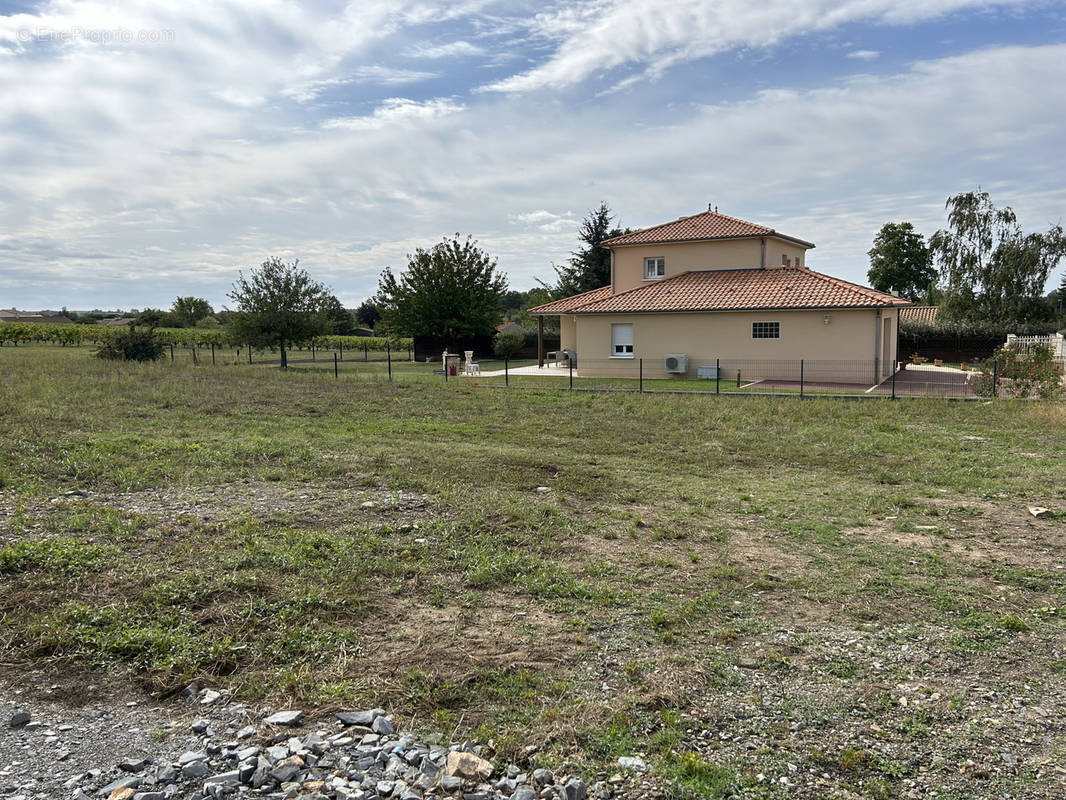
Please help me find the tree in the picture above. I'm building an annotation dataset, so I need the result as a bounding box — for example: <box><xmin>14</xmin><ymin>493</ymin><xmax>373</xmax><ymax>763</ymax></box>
<box><xmin>171</xmin><ymin>296</ymin><xmax>214</xmax><ymax>327</ymax></box>
<box><xmin>493</xmin><ymin>330</ymin><xmax>525</xmax><ymax>360</ymax></box>
<box><xmin>376</xmin><ymin>235</ymin><xmax>507</xmax><ymax>343</ymax></box>
<box><xmin>227</xmin><ymin>257</ymin><xmax>332</xmax><ymax>369</ymax></box>
<box><xmin>867</xmin><ymin>222</ymin><xmax>935</xmax><ymax>302</ymax></box>
<box><xmin>322</xmin><ymin>295</ymin><xmax>355</xmax><ymax>335</ymax></box>
<box><xmin>930</xmin><ymin>190</ymin><xmax>1066</xmax><ymax>325</ymax></box>
<box><xmin>354</xmin><ymin>301</ymin><xmax>381</xmax><ymax>330</ymax></box>
<box><xmin>547</xmin><ymin>202</ymin><xmax>630</xmax><ymax>297</ymax></box>
<box><xmin>96</xmin><ymin>327</ymin><xmax>165</xmax><ymax>362</ymax></box>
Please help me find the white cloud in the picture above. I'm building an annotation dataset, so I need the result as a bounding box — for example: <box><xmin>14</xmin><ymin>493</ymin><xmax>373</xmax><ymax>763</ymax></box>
<box><xmin>482</xmin><ymin>0</ymin><xmax>1039</xmax><ymax>92</ymax></box>
<box><xmin>847</xmin><ymin>49</ymin><xmax>881</xmax><ymax>61</ymax></box>
<box><xmin>283</xmin><ymin>67</ymin><xmax>439</xmax><ymax>102</ymax></box>
<box><xmin>321</xmin><ymin>97</ymin><xmax>465</xmax><ymax>130</ymax></box>
<box><xmin>509</xmin><ymin>209</ymin><xmax>578</xmax><ymax>232</ymax></box>
<box><xmin>406</xmin><ymin>40</ymin><xmax>484</xmax><ymax>59</ymax></box>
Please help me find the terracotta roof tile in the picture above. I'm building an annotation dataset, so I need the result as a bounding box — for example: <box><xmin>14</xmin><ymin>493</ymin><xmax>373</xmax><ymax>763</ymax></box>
<box><xmin>528</xmin><ymin>285</ymin><xmax>612</xmax><ymax>315</ymax></box>
<box><xmin>899</xmin><ymin>305</ymin><xmax>939</xmax><ymax>324</ymax></box>
<box><xmin>603</xmin><ymin>210</ymin><xmax>814</xmax><ymax>248</ymax></box>
<box><xmin>536</xmin><ymin>269</ymin><xmax>909</xmax><ymax>314</ymax></box>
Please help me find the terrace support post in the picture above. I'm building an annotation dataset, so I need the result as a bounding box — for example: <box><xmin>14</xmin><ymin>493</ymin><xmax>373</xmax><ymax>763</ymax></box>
<box><xmin>800</xmin><ymin>359</ymin><xmax>804</xmax><ymax>399</ymax></box>
<box><xmin>334</xmin><ymin>353</ymin><xmax>338</xmax><ymax>379</ymax></box>
<box><xmin>538</xmin><ymin>316</ymin><xmax>544</xmax><ymax>368</ymax></box>
<box><xmin>716</xmin><ymin>358</ymin><xmax>720</xmax><ymax>395</ymax></box>
<box><xmin>387</xmin><ymin>341</ymin><xmax>392</xmax><ymax>382</ymax></box>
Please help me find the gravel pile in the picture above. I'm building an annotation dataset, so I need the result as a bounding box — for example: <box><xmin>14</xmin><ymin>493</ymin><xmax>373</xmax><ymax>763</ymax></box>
<box><xmin>4</xmin><ymin>690</ymin><xmax>612</xmax><ymax>800</ymax></box>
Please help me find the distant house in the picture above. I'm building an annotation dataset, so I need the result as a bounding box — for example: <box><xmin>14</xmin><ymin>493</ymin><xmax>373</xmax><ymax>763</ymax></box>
<box><xmin>899</xmin><ymin>306</ymin><xmax>938</xmax><ymax>325</ymax></box>
<box><xmin>0</xmin><ymin>308</ymin><xmax>73</xmax><ymax>324</ymax></box>
<box><xmin>99</xmin><ymin>317</ymin><xmax>136</xmax><ymax>326</ymax></box>
<box><xmin>495</xmin><ymin>321</ymin><xmax>527</xmax><ymax>335</ymax></box>
<box><xmin>529</xmin><ymin>208</ymin><xmax>909</xmax><ymax>383</ymax></box>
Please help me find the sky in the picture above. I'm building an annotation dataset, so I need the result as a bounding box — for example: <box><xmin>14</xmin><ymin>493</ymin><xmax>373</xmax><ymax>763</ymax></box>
<box><xmin>1</xmin><ymin>0</ymin><xmax>1065</xmax><ymax>311</ymax></box>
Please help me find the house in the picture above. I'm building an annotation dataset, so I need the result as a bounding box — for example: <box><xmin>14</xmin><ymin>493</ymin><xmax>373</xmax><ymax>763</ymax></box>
<box><xmin>0</xmin><ymin>309</ymin><xmax>73</xmax><ymax>324</ymax></box>
<box><xmin>495</xmin><ymin>321</ymin><xmax>527</xmax><ymax>335</ymax></box>
<box><xmin>528</xmin><ymin>208</ymin><xmax>910</xmax><ymax>384</ymax></box>
<box><xmin>899</xmin><ymin>306</ymin><xmax>938</xmax><ymax>325</ymax></box>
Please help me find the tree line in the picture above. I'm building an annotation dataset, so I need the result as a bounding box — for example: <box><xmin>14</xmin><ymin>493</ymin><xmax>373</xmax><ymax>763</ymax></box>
<box><xmin>868</xmin><ymin>189</ymin><xmax>1066</xmax><ymax>329</ymax></box>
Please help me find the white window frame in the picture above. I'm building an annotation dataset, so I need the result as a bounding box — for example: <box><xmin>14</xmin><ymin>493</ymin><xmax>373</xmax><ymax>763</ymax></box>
<box><xmin>611</xmin><ymin>323</ymin><xmax>634</xmax><ymax>358</ymax></box>
<box><xmin>644</xmin><ymin>257</ymin><xmax>665</xmax><ymax>280</ymax></box>
<box><xmin>751</xmin><ymin>321</ymin><xmax>780</xmax><ymax>339</ymax></box>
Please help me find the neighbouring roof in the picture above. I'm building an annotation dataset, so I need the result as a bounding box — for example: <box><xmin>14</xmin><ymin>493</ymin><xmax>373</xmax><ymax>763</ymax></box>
<box><xmin>603</xmin><ymin>209</ymin><xmax>815</xmax><ymax>248</ymax></box>
<box><xmin>528</xmin><ymin>285</ymin><xmax>612</xmax><ymax>315</ymax></box>
<box><xmin>99</xmin><ymin>317</ymin><xmax>136</xmax><ymax>326</ymax></box>
<box><xmin>899</xmin><ymin>305</ymin><xmax>938</xmax><ymax>324</ymax></box>
<box><xmin>495</xmin><ymin>321</ymin><xmax>527</xmax><ymax>333</ymax></box>
<box><xmin>531</xmin><ymin>268</ymin><xmax>909</xmax><ymax>315</ymax></box>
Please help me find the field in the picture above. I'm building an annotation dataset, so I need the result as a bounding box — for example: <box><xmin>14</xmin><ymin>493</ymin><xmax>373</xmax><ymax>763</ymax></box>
<box><xmin>1</xmin><ymin>347</ymin><xmax>1065</xmax><ymax>798</ymax></box>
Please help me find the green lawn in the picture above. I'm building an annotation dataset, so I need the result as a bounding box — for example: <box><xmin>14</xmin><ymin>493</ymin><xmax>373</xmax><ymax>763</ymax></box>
<box><xmin>1</xmin><ymin>346</ymin><xmax>1064</xmax><ymax>798</ymax></box>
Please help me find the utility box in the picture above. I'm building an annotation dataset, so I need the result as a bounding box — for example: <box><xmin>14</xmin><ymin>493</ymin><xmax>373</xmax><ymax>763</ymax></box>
<box><xmin>697</xmin><ymin>365</ymin><xmax>719</xmax><ymax>380</ymax></box>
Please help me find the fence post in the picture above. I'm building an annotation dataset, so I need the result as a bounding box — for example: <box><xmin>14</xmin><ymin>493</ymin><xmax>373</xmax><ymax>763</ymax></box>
<box><xmin>736</xmin><ymin>369</ymin><xmax>741</xmax><ymax>389</ymax></box>
<box><xmin>992</xmin><ymin>359</ymin><xmax>997</xmax><ymax>399</ymax></box>
<box><xmin>211</xmin><ymin>342</ymin><xmax>215</xmax><ymax>365</ymax></box>
<box><xmin>364</xmin><ymin>343</ymin><xmax>369</xmax><ymax>362</ymax></box>
<box><xmin>891</xmin><ymin>363</ymin><xmax>896</xmax><ymax>400</ymax></box>
<box><xmin>387</xmin><ymin>341</ymin><xmax>392</xmax><ymax>382</ymax></box>
<box><xmin>569</xmin><ymin>360</ymin><xmax>573</xmax><ymax>390</ymax></box>
<box><xmin>248</xmin><ymin>345</ymin><xmax>252</xmax><ymax>364</ymax></box>
<box><xmin>800</xmin><ymin>359</ymin><xmax>804</xmax><ymax>399</ymax></box>
<box><xmin>505</xmin><ymin>358</ymin><xmax>509</xmax><ymax>387</ymax></box>
<box><xmin>334</xmin><ymin>352</ymin><xmax>338</xmax><ymax>379</ymax></box>
<box><xmin>408</xmin><ymin>345</ymin><xmax>412</xmax><ymax>362</ymax></box>
<box><xmin>716</xmin><ymin>358</ymin><xmax>720</xmax><ymax>395</ymax></box>
<box><xmin>170</xmin><ymin>343</ymin><xmax>174</xmax><ymax>361</ymax></box>
<box><xmin>312</xmin><ymin>344</ymin><xmax>316</xmax><ymax>362</ymax></box>
<box><xmin>639</xmin><ymin>358</ymin><xmax>643</xmax><ymax>394</ymax></box>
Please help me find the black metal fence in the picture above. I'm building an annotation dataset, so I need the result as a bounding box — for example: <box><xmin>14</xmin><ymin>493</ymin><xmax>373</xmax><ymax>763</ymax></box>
<box><xmin>466</xmin><ymin>356</ymin><xmax>986</xmax><ymax>399</ymax></box>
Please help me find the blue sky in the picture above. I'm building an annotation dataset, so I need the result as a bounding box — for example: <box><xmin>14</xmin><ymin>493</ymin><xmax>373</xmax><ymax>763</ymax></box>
<box><xmin>1</xmin><ymin>0</ymin><xmax>1065</xmax><ymax>311</ymax></box>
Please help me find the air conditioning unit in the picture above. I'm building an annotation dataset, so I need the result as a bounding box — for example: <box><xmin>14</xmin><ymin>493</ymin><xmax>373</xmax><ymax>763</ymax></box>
<box><xmin>664</xmin><ymin>354</ymin><xmax>688</xmax><ymax>373</ymax></box>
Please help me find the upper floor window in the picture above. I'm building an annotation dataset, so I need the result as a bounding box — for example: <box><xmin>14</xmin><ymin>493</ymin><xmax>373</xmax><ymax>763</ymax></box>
<box><xmin>752</xmin><ymin>321</ymin><xmax>780</xmax><ymax>339</ymax></box>
<box><xmin>644</xmin><ymin>257</ymin><xmax>665</xmax><ymax>279</ymax></box>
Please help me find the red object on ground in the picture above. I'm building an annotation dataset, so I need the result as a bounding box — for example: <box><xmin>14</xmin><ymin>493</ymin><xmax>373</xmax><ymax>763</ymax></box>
<box><xmin>449</xmin><ymin>365</ymin><xmax>457</xmax><ymax>376</ymax></box>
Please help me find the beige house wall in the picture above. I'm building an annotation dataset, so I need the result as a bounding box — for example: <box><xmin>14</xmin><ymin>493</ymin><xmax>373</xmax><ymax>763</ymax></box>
<box><xmin>560</xmin><ymin>314</ymin><xmax>577</xmax><ymax>351</ymax></box>
<box><xmin>573</xmin><ymin>308</ymin><xmax>899</xmax><ymax>383</ymax></box>
<box><xmin>613</xmin><ymin>236</ymin><xmax>809</xmax><ymax>294</ymax></box>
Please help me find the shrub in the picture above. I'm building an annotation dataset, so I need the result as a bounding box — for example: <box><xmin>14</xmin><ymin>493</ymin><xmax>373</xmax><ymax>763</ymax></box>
<box><xmin>96</xmin><ymin>328</ymin><xmax>165</xmax><ymax>362</ymax></box>
<box><xmin>972</xmin><ymin>343</ymin><xmax>1063</xmax><ymax>399</ymax></box>
<box><xmin>493</xmin><ymin>331</ymin><xmax>525</xmax><ymax>360</ymax></box>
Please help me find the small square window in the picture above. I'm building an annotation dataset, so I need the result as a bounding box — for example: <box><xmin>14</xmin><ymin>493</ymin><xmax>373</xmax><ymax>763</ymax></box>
<box><xmin>644</xmin><ymin>257</ymin><xmax>665</xmax><ymax>279</ymax></box>
<box><xmin>752</xmin><ymin>321</ymin><xmax>780</xmax><ymax>339</ymax></box>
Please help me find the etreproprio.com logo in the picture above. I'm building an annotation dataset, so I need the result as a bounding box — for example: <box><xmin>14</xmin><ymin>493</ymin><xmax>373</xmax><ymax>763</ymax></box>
<box><xmin>16</xmin><ymin>27</ymin><xmax>176</xmax><ymax>45</ymax></box>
